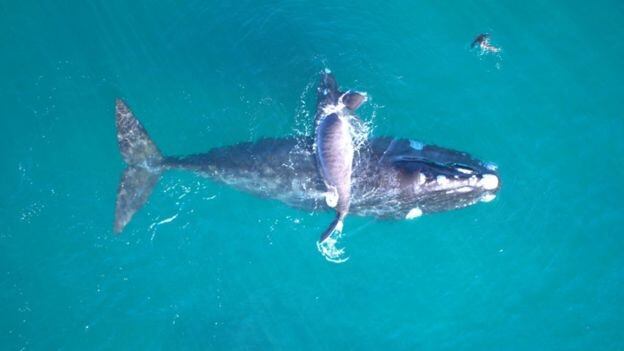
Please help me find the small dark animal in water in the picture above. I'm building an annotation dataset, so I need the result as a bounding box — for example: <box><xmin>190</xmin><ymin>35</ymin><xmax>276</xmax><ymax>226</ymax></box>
<box><xmin>471</xmin><ymin>33</ymin><xmax>501</xmax><ymax>53</ymax></box>
<box><xmin>471</xmin><ymin>33</ymin><xmax>490</xmax><ymax>48</ymax></box>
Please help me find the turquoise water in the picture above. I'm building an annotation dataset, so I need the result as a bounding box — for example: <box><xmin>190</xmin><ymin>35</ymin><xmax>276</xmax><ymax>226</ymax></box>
<box><xmin>2</xmin><ymin>1</ymin><xmax>624</xmax><ymax>349</ymax></box>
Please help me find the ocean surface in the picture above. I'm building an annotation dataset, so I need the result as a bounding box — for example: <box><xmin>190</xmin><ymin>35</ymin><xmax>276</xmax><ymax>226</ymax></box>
<box><xmin>2</xmin><ymin>1</ymin><xmax>624</xmax><ymax>350</ymax></box>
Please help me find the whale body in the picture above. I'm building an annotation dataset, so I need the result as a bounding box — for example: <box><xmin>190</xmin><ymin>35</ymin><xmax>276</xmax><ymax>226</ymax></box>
<box><xmin>314</xmin><ymin>72</ymin><xmax>367</xmax><ymax>242</ymax></box>
<box><xmin>114</xmin><ymin>100</ymin><xmax>500</xmax><ymax>234</ymax></box>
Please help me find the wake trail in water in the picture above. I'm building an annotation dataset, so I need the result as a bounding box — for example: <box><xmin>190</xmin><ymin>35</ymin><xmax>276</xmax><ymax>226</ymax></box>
<box><xmin>316</xmin><ymin>230</ymin><xmax>349</xmax><ymax>263</ymax></box>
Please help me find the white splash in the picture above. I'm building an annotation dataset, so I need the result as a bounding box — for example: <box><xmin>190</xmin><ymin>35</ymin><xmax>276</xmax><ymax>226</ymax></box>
<box><xmin>350</xmin><ymin>116</ymin><xmax>372</xmax><ymax>152</ymax></box>
<box><xmin>149</xmin><ymin>213</ymin><xmax>179</xmax><ymax>241</ymax></box>
<box><xmin>475</xmin><ymin>35</ymin><xmax>502</xmax><ymax>55</ymax></box>
<box><xmin>156</xmin><ymin>214</ymin><xmax>178</xmax><ymax>225</ymax></box>
<box><xmin>292</xmin><ymin>77</ymin><xmax>315</xmax><ymax>138</ymax></box>
<box><xmin>321</xmin><ymin>99</ymin><xmax>347</xmax><ymax>116</ymax></box>
<box><xmin>316</xmin><ymin>232</ymin><xmax>349</xmax><ymax>264</ymax></box>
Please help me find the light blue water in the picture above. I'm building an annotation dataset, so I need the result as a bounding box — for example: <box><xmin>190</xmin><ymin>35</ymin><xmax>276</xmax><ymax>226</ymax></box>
<box><xmin>2</xmin><ymin>1</ymin><xmax>624</xmax><ymax>350</ymax></box>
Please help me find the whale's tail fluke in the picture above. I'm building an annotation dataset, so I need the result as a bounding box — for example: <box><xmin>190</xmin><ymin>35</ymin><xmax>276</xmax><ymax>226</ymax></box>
<box><xmin>319</xmin><ymin>212</ymin><xmax>345</xmax><ymax>243</ymax></box>
<box><xmin>114</xmin><ymin>99</ymin><xmax>164</xmax><ymax>233</ymax></box>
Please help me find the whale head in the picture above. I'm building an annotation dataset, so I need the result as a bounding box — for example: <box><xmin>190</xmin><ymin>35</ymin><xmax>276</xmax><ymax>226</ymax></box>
<box><xmin>360</xmin><ymin>138</ymin><xmax>501</xmax><ymax>217</ymax></box>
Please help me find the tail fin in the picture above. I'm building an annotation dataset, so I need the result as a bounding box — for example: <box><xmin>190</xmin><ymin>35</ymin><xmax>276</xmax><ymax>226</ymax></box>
<box><xmin>114</xmin><ymin>99</ymin><xmax>164</xmax><ymax>233</ymax></box>
<box><xmin>319</xmin><ymin>212</ymin><xmax>345</xmax><ymax>243</ymax></box>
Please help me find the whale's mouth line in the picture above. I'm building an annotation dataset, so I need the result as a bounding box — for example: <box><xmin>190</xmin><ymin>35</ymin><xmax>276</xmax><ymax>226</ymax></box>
<box><xmin>392</xmin><ymin>154</ymin><xmax>500</xmax><ymax>190</ymax></box>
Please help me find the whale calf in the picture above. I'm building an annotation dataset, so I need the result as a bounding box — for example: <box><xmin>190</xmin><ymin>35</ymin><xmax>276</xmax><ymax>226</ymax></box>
<box><xmin>314</xmin><ymin>72</ymin><xmax>367</xmax><ymax>242</ymax></box>
<box><xmin>113</xmin><ymin>99</ymin><xmax>500</xmax><ymax>235</ymax></box>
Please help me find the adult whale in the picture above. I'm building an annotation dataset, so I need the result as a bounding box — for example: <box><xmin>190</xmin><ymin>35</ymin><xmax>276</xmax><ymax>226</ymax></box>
<box><xmin>113</xmin><ymin>99</ymin><xmax>500</xmax><ymax>234</ymax></box>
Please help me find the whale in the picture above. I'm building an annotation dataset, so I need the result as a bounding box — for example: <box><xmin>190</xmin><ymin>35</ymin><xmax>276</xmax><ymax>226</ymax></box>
<box><xmin>314</xmin><ymin>71</ymin><xmax>367</xmax><ymax>242</ymax></box>
<box><xmin>113</xmin><ymin>99</ymin><xmax>500</xmax><ymax>235</ymax></box>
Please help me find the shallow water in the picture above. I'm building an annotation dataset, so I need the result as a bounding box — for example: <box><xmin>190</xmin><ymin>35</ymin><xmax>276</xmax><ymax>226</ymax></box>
<box><xmin>2</xmin><ymin>1</ymin><xmax>624</xmax><ymax>350</ymax></box>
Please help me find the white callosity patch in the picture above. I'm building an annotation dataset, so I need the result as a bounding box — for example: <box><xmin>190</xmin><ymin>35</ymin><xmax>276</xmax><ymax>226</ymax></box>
<box><xmin>412</xmin><ymin>173</ymin><xmax>427</xmax><ymax>193</ymax></box>
<box><xmin>479</xmin><ymin>174</ymin><xmax>499</xmax><ymax>190</ymax></box>
<box><xmin>485</xmin><ymin>162</ymin><xmax>498</xmax><ymax>171</ymax></box>
<box><xmin>456</xmin><ymin>167</ymin><xmax>473</xmax><ymax>175</ymax></box>
<box><xmin>409</xmin><ymin>140</ymin><xmax>424</xmax><ymax>150</ymax></box>
<box><xmin>405</xmin><ymin>207</ymin><xmax>423</xmax><ymax>219</ymax></box>
<box><xmin>417</xmin><ymin>172</ymin><xmax>426</xmax><ymax>185</ymax></box>
<box><xmin>480</xmin><ymin>193</ymin><xmax>497</xmax><ymax>203</ymax></box>
<box><xmin>469</xmin><ymin>176</ymin><xmax>478</xmax><ymax>186</ymax></box>
<box><xmin>436</xmin><ymin>175</ymin><xmax>449</xmax><ymax>186</ymax></box>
